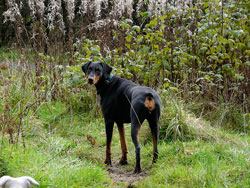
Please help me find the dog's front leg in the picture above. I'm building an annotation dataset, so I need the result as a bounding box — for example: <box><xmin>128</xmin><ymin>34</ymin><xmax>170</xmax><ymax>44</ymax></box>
<box><xmin>117</xmin><ymin>123</ymin><xmax>128</xmax><ymax>165</ymax></box>
<box><xmin>104</xmin><ymin>119</ymin><xmax>114</xmax><ymax>165</ymax></box>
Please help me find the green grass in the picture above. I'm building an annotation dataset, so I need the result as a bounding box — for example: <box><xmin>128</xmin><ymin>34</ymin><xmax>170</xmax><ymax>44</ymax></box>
<box><xmin>1</xmin><ymin>100</ymin><xmax>249</xmax><ymax>187</ymax></box>
<box><xmin>0</xmin><ymin>101</ymin><xmax>111</xmax><ymax>187</ymax></box>
<box><xmin>1</xmin><ymin>138</ymin><xmax>110</xmax><ymax>187</ymax></box>
<box><xmin>0</xmin><ymin>57</ymin><xmax>249</xmax><ymax>187</ymax></box>
<box><xmin>140</xmin><ymin>139</ymin><xmax>250</xmax><ymax>187</ymax></box>
<box><xmin>0</xmin><ymin>47</ymin><xmax>21</xmax><ymax>62</ymax></box>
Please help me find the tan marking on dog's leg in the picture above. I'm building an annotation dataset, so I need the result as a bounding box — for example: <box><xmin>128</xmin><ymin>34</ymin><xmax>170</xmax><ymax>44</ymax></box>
<box><xmin>105</xmin><ymin>140</ymin><xmax>112</xmax><ymax>165</ymax></box>
<box><xmin>118</xmin><ymin>124</ymin><xmax>128</xmax><ymax>164</ymax></box>
<box><xmin>152</xmin><ymin>132</ymin><xmax>158</xmax><ymax>162</ymax></box>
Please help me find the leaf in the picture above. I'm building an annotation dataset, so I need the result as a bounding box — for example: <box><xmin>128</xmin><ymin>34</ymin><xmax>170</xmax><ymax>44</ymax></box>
<box><xmin>204</xmin><ymin>75</ymin><xmax>211</xmax><ymax>81</ymax></box>
<box><xmin>200</xmin><ymin>47</ymin><xmax>207</xmax><ymax>53</ymax></box>
<box><xmin>90</xmin><ymin>47</ymin><xmax>100</xmax><ymax>56</ymax></box>
<box><xmin>140</xmin><ymin>11</ymin><xmax>152</xmax><ymax>18</ymax></box>
<box><xmin>147</xmin><ymin>19</ymin><xmax>158</xmax><ymax>29</ymax></box>
<box><xmin>125</xmin><ymin>35</ymin><xmax>133</xmax><ymax>43</ymax></box>
<box><xmin>87</xmin><ymin>135</ymin><xmax>96</xmax><ymax>147</ymax></box>
<box><xmin>203</xmin><ymin>2</ymin><xmax>210</xmax><ymax>8</ymax></box>
<box><xmin>1</xmin><ymin>65</ymin><xmax>8</xmax><ymax>70</ymax></box>
<box><xmin>173</xmin><ymin>57</ymin><xmax>178</xmax><ymax>63</ymax></box>
<box><xmin>104</xmin><ymin>58</ymin><xmax>111</xmax><ymax>64</ymax></box>
<box><xmin>169</xmin><ymin>87</ymin><xmax>179</xmax><ymax>92</ymax></box>
<box><xmin>244</xmin><ymin>61</ymin><xmax>250</xmax><ymax>66</ymax></box>
<box><xmin>121</xmin><ymin>22</ymin><xmax>130</xmax><ymax>30</ymax></box>
<box><xmin>163</xmin><ymin>83</ymin><xmax>169</xmax><ymax>88</ymax></box>
<box><xmin>132</xmin><ymin>25</ymin><xmax>140</xmax><ymax>33</ymax></box>
<box><xmin>232</xmin><ymin>30</ymin><xmax>244</xmax><ymax>38</ymax></box>
<box><xmin>163</xmin><ymin>60</ymin><xmax>169</xmax><ymax>69</ymax></box>
<box><xmin>235</xmin><ymin>74</ymin><xmax>244</xmax><ymax>81</ymax></box>
<box><xmin>125</xmin><ymin>43</ymin><xmax>131</xmax><ymax>49</ymax></box>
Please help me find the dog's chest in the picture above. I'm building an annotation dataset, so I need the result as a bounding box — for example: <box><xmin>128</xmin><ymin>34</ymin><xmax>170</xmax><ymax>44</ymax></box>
<box><xmin>100</xmin><ymin>93</ymin><xmax>131</xmax><ymax>122</ymax></box>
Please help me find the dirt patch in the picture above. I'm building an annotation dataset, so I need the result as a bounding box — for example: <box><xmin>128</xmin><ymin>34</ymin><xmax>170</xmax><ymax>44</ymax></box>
<box><xmin>106</xmin><ymin>164</ymin><xmax>148</xmax><ymax>186</ymax></box>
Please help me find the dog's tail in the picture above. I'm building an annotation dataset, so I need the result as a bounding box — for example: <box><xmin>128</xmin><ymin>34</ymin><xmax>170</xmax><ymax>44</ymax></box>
<box><xmin>144</xmin><ymin>93</ymin><xmax>156</xmax><ymax>111</ymax></box>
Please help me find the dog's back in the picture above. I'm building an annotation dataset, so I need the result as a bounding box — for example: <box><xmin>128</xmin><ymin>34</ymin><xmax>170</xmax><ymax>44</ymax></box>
<box><xmin>99</xmin><ymin>76</ymin><xmax>161</xmax><ymax>124</ymax></box>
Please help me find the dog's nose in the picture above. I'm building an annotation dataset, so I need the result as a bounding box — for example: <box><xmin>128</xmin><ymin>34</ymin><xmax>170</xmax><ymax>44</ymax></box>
<box><xmin>88</xmin><ymin>77</ymin><xmax>94</xmax><ymax>84</ymax></box>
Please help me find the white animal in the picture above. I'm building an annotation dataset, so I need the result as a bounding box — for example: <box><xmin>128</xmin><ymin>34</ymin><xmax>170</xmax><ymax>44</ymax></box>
<box><xmin>0</xmin><ymin>176</ymin><xmax>39</xmax><ymax>188</ymax></box>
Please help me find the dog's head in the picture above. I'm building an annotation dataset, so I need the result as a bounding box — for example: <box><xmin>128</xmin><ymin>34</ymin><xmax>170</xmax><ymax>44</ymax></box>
<box><xmin>82</xmin><ymin>61</ymin><xmax>112</xmax><ymax>85</ymax></box>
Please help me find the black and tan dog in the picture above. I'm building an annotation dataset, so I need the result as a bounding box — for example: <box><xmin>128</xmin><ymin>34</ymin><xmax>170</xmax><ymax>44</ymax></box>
<box><xmin>82</xmin><ymin>61</ymin><xmax>161</xmax><ymax>173</ymax></box>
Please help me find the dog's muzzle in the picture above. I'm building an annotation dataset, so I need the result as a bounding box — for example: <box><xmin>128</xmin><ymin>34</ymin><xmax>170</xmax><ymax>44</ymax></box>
<box><xmin>88</xmin><ymin>77</ymin><xmax>94</xmax><ymax>84</ymax></box>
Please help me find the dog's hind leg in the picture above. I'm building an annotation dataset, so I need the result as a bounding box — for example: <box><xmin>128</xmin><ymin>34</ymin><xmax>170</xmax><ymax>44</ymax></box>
<box><xmin>117</xmin><ymin>123</ymin><xmax>128</xmax><ymax>165</ymax></box>
<box><xmin>131</xmin><ymin>122</ymin><xmax>141</xmax><ymax>173</ymax></box>
<box><xmin>148</xmin><ymin>115</ymin><xmax>159</xmax><ymax>163</ymax></box>
<box><xmin>104</xmin><ymin>119</ymin><xmax>114</xmax><ymax>165</ymax></box>
<box><xmin>130</xmin><ymin>106</ymin><xmax>145</xmax><ymax>173</ymax></box>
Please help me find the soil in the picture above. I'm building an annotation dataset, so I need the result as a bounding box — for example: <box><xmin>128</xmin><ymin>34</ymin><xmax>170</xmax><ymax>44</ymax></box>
<box><xmin>106</xmin><ymin>164</ymin><xmax>148</xmax><ymax>187</ymax></box>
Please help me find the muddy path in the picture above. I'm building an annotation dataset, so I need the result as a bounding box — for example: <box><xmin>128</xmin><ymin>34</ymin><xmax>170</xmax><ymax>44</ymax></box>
<box><xmin>106</xmin><ymin>163</ymin><xmax>148</xmax><ymax>187</ymax></box>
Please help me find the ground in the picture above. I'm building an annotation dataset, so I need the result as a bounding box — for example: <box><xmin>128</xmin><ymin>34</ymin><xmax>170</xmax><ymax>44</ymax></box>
<box><xmin>107</xmin><ymin>165</ymin><xmax>147</xmax><ymax>185</ymax></box>
<box><xmin>0</xmin><ymin>97</ymin><xmax>249</xmax><ymax>187</ymax></box>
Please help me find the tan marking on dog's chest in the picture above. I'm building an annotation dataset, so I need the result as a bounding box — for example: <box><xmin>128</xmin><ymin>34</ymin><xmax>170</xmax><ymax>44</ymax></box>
<box><xmin>93</xmin><ymin>75</ymin><xmax>100</xmax><ymax>84</ymax></box>
<box><xmin>144</xmin><ymin>96</ymin><xmax>155</xmax><ymax>111</ymax></box>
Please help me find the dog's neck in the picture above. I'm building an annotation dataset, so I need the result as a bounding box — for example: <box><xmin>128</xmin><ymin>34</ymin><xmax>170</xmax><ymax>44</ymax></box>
<box><xmin>95</xmin><ymin>74</ymin><xmax>113</xmax><ymax>95</ymax></box>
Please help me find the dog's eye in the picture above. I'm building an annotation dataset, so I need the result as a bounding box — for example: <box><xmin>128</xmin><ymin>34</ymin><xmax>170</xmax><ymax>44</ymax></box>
<box><xmin>96</xmin><ymin>69</ymin><xmax>100</xmax><ymax>73</ymax></box>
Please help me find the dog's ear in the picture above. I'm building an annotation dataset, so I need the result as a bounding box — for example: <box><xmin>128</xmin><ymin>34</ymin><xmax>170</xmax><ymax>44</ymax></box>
<box><xmin>25</xmin><ymin>176</ymin><xmax>39</xmax><ymax>186</ymax></box>
<box><xmin>100</xmin><ymin>62</ymin><xmax>112</xmax><ymax>79</ymax></box>
<box><xmin>82</xmin><ymin>61</ymin><xmax>92</xmax><ymax>74</ymax></box>
<box><xmin>0</xmin><ymin>176</ymin><xmax>10</xmax><ymax>186</ymax></box>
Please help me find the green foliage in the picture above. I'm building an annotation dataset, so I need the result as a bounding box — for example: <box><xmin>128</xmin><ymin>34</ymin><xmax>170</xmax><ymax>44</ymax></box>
<box><xmin>0</xmin><ymin>48</ymin><xmax>21</xmax><ymax>62</ymax></box>
<box><xmin>188</xmin><ymin>101</ymin><xmax>250</xmax><ymax>133</ymax></box>
<box><xmin>1</xmin><ymin>1</ymin><xmax>249</xmax><ymax>187</ymax></box>
<box><xmin>0</xmin><ymin>65</ymin><xmax>249</xmax><ymax>187</ymax></box>
<box><xmin>1</xmin><ymin>100</ymin><xmax>249</xmax><ymax>188</ymax></box>
<box><xmin>139</xmin><ymin>139</ymin><xmax>250</xmax><ymax>188</ymax></box>
<box><xmin>74</xmin><ymin>37</ymin><xmax>103</xmax><ymax>63</ymax></box>
<box><xmin>0</xmin><ymin>156</ymin><xmax>9</xmax><ymax>176</ymax></box>
<box><xmin>72</xmin><ymin>0</ymin><xmax>249</xmax><ymax>132</ymax></box>
<box><xmin>159</xmin><ymin>92</ymin><xmax>195</xmax><ymax>141</ymax></box>
<box><xmin>74</xmin><ymin>0</ymin><xmax>249</xmax><ymax>106</ymax></box>
<box><xmin>0</xmin><ymin>135</ymin><xmax>111</xmax><ymax>187</ymax></box>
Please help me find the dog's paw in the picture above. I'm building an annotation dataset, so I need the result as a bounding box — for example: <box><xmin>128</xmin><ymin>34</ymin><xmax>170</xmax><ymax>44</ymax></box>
<box><xmin>119</xmin><ymin>158</ymin><xmax>128</xmax><ymax>165</ymax></box>
<box><xmin>152</xmin><ymin>153</ymin><xmax>158</xmax><ymax>163</ymax></box>
<box><xmin>104</xmin><ymin>158</ymin><xmax>112</xmax><ymax>165</ymax></box>
<box><xmin>133</xmin><ymin>166</ymin><xmax>142</xmax><ymax>174</ymax></box>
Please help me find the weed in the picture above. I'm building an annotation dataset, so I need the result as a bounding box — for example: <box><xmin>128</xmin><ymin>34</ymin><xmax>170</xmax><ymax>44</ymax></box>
<box><xmin>0</xmin><ymin>156</ymin><xmax>9</xmax><ymax>176</ymax></box>
<box><xmin>0</xmin><ymin>48</ymin><xmax>21</xmax><ymax>62</ymax></box>
<box><xmin>0</xmin><ymin>48</ymin><xmax>249</xmax><ymax>187</ymax></box>
<box><xmin>187</xmin><ymin>100</ymin><xmax>250</xmax><ymax>133</ymax></box>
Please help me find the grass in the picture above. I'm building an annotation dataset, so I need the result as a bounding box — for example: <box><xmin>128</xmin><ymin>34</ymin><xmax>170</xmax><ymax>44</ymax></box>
<box><xmin>1</xmin><ymin>137</ymin><xmax>110</xmax><ymax>187</ymax></box>
<box><xmin>140</xmin><ymin>139</ymin><xmax>250</xmax><ymax>187</ymax></box>
<box><xmin>0</xmin><ymin>54</ymin><xmax>249</xmax><ymax>187</ymax></box>
<box><xmin>0</xmin><ymin>47</ymin><xmax>21</xmax><ymax>62</ymax></box>
<box><xmin>1</xmin><ymin>99</ymin><xmax>249</xmax><ymax>187</ymax></box>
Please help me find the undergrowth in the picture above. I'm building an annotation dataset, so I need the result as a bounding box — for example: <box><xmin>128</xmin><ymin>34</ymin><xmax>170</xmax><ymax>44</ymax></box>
<box><xmin>0</xmin><ymin>64</ymin><xmax>249</xmax><ymax>187</ymax></box>
<box><xmin>0</xmin><ymin>98</ymin><xmax>249</xmax><ymax>187</ymax></box>
<box><xmin>1</xmin><ymin>2</ymin><xmax>250</xmax><ymax>183</ymax></box>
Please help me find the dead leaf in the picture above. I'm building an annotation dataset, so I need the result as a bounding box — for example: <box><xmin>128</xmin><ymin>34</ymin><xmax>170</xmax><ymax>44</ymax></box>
<box><xmin>1</xmin><ymin>65</ymin><xmax>8</xmax><ymax>70</ymax></box>
<box><xmin>87</xmin><ymin>135</ymin><xmax>96</xmax><ymax>147</ymax></box>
